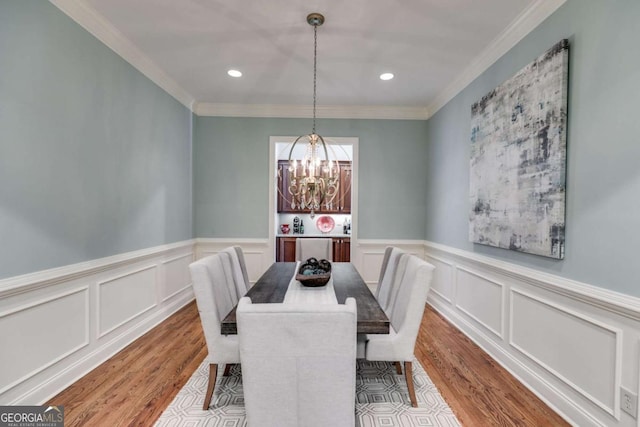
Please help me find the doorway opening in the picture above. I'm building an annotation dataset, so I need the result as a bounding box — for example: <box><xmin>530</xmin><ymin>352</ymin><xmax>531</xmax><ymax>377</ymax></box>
<box><xmin>268</xmin><ymin>136</ymin><xmax>359</xmax><ymax>263</ymax></box>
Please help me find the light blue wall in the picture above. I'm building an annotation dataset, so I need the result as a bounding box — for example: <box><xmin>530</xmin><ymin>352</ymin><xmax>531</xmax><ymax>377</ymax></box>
<box><xmin>425</xmin><ymin>0</ymin><xmax>640</xmax><ymax>296</ymax></box>
<box><xmin>194</xmin><ymin>117</ymin><xmax>428</xmax><ymax>239</ymax></box>
<box><xmin>0</xmin><ymin>1</ymin><xmax>193</xmax><ymax>279</ymax></box>
<box><xmin>5</xmin><ymin>0</ymin><xmax>635</xmax><ymax>299</ymax></box>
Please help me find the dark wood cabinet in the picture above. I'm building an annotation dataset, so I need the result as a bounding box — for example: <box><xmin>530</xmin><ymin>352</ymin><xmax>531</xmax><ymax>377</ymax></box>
<box><xmin>332</xmin><ymin>238</ymin><xmax>351</xmax><ymax>262</ymax></box>
<box><xmin>276</xmin><ymin>237</ymin><xmax>350</xmax><ymax>262</ymax></box>
<box><xmin>277</xmin><ymin>161</ymin><xmax>294</xmax><ymax>213</ymax></box>
<box><xmin>339</xmin><ymin>163</ymin><xmax>351</xmax><ymax>213</ymax></box>
<box><xmin>277</xmin><ymin>160</ymin><xmax>351</xmax><ymax>214</ymax></box>
<box><xmin>276</xmin><ymin>237</ymin><xmax>297</xmax><ymax>262</ymax></box>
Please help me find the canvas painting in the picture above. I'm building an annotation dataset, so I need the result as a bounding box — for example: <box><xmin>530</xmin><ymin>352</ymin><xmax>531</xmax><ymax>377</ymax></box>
<box><xmin>469</xmin><ymin>39</ymin><xmax>569</xmax><ymax>259</ymax></box>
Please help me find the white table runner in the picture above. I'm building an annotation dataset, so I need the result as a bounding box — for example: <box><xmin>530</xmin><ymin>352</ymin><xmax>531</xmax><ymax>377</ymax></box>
<box><xmin>282</xmin><ymin>262</ymin><xmax>338</xmax><ymax>304</ymax></box>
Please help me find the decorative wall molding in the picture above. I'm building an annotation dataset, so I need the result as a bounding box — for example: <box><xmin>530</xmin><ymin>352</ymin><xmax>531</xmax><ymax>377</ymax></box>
<box><xmin>509</xmin><ymin>288</ymin><xmax>622</xmax><ymax>419</ymax></box>
<box><xmin>426</xmin><ymin>0</ymin><xmax>567</xmax><ymax>117</ymax></box>
<box><xmin>48</xmin><ymin>0</ymin><xmax>195</xmax><ymax>110</ymax></box>
<box><xmin>160</xmin><ymin>254</ymin><xmax>194</xmax><ymax>303</ymax></box>
<box><xmin>96</xmin><ymin>265</ymin><xmax>158</xmax><ymax>338</ymax></box>
<box><xmin>424</xmin><ymin>241</ymin><xmax>640</xmax><ymax>320</ymax></box>
<box><xmin>424</xmin><ymin>254</ymin><xmax>454</xmax><ymax>303</ymax></box>
<box><xmin>455</xmin><ymin>266</ymin><xmax>505</xmax><ymax>340</ymax></box>
<box><xmin>0</xmin><ymin>240</ymin><xmax>194</xmax><ymax>299</ymax></box>
<box><xmin>424</xmin><ymin>240</ymin><xmax>639</xmax><ymax>427</ymax></box>
<box><xmin>194</xmin><ymin>103</ymin><xmax>429</xmax><ymax>120</ymax></box>
<box><xmin>0</xmin><ymin>287</ymin><xmax>89</xmax><ymax>396</ymax></box>
<box><xmin>0</xmin><ymin>240</ymin><xmax>195</xmax><ymax>405</ymax></box>
<box><xmin>50</xmin><ymin>0</ymin><xmax>566</xmax><ymax>120</ymax></box>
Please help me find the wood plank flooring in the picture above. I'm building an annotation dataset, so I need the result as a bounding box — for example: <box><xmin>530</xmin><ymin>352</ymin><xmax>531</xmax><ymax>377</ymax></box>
<box><xmin>47</xmin><ymin>302</ymin><xmax>207</xmax><ymax>427</ymax></box>
<box><xmin>416</xmin><ymin>306</ymin><xmax>568</xmax><ymax>426</ymax></box>
<box><xmin>48</xmin><ymin>301</ymin><xmax>568</xmax><ymax>426</ymax></box>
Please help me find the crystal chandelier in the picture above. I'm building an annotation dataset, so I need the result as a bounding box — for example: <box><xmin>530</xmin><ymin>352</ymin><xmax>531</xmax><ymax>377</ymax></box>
<box><xmin>286</xmin><ymin>13</ymin><xmax>340</xmax><ymax>216</ymax></box>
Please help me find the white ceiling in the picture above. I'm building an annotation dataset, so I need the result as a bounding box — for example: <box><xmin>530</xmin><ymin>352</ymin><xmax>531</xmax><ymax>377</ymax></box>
<box><xmin>52</xmin><ymin>0</ymin><xmax>565</xmax><ymax>118</ymax></box>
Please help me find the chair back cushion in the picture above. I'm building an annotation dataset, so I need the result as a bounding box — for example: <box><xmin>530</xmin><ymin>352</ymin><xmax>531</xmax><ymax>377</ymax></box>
<box><xmin>237</xmin><ymin>297</ymin><xmax>357</xmax><ymax>427</ymax></box>
<box><xmin>375</xmin><ymin>247</ymin><xmax>405</xmax><ymax>314</ymax></box>
<box><xmin>233</xmin><ymin>246</ymin><xmax>251</xmax><ymax>289</ymax></box>
<box><xmin>376</xmin><ymin>246</ymin><xmax>394</xmax><ymax>289</ymax></box>
<box><xmin>222</xmin><ymin>246</ymin><xmax>249</xmax><ymax>299</ymax></box>
<box><xmin>202</xmin><ymin>254</ymin><xmax>237</xmax><ymax>317</ymax></box>
<box><xmin>295</xmin><ymin>238</ymin><xmax>333</xmax><ymax>261</ymax></box>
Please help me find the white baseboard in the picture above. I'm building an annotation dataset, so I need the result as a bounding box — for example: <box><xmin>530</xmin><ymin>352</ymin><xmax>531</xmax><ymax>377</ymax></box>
<box><xmin>0</xmin><ymin>240</ymin><xmax>196</xmax><ymax>405</ymax></box>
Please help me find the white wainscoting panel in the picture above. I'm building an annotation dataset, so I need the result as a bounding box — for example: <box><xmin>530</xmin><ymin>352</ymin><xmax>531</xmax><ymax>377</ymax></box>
<box><xmin>359</xmin><ymin>251</ymin><xmax>386</xmax><ymax>285</ymax></box>
<box><xmin>424</xmin><ymin>240</ymin><xmax>640</xmax><ymax>427</ymax></box>
<box><xmin>0</xmin><ymin>288</ymin><xmax>88</xmax><ymax>395</ymax></box>
<box><xmin>455</xmin><ymin>266</ymin><xmax>504</xmax><ymax>339</ymax></box>
<box><xmin>510</xmin><ymin>289</ymin><xmax>621</xmax><ymax>418</ymax></box>
<box><xmin>425</xmin><ymin>254</ymin><xmax>454</xmax><ymax>303</ymax></box>
<box><xmin>97</xmin><ymin>266</ymin><xmax>158</xmax><ymax>338</ymax></box>
<box><xmin>161</xmin><ymin>254</ymin><xmax>193</xmax><ymax>302</ymax></box>
<box><xmin>0</xmin><ymin>240</ymin><xmax>195</xmax><ymax>405</ymax></box>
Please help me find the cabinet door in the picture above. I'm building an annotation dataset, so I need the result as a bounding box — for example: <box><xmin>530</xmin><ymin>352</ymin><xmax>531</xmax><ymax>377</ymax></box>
<box><xmin>331</xmin><ymin>238</ymin><xmax>351</xmax><ymax>262</ymax></box>
<box><xmin>332</xmin><ymin>238</ymin><xmax>341</xmax><ymax>262</ymax></box>
<box><xmin>342</xmin><ymin>239</ymin><xmax>350</xmax><ymax>262</ymax></box>
<box><xmin>339</xmin><ymin>162</ymin><xmax>352</xmax><ymax>213</ymax></box>
<box><xmin>277</xmin><ymin>237</ymin><xmax>297</xmax><ymax>262</ymax></box>
<box><xmin>278</xmin><ymin>160</ymin><xmax>297</xmax><ymax>213</ymax></box>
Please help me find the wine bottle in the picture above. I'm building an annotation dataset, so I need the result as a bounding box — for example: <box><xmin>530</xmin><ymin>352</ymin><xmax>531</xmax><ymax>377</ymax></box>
<box><xmin>300</xmin><ymin>219</ymin><xmax>304</xmax><ymax>234</ymax></box>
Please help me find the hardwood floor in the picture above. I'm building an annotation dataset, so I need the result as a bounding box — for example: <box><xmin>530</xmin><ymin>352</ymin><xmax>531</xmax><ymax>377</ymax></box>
<box><xmin>47</xmin><ymin>302</ymin><xmax>207</xmax><ymax>427</ymax></box>
<box><xmin>416</xmin><ymin>306</ymin><xmax>568</xmax><ymax>426</ymax></box>
<box><xmin>48</xmin><ymin>301</ymin><xmax>568</xmax><ymax>426</ymax></box>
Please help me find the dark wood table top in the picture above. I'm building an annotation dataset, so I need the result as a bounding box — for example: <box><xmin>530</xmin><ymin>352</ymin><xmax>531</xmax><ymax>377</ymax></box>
<box><xmin>221</xmin><ymin>262</ymin><xmax>389</xmax><ymax>335</ymax></box>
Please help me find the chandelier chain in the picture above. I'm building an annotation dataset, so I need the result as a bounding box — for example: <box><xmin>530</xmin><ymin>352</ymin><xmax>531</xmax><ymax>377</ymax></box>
<box><xmin>312</xmin><ymin>23</ymin><xmax>317</xmax><ymax>135</ymax></box>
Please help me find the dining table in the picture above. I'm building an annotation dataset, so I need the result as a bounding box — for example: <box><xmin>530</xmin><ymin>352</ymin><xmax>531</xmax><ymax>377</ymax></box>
<box><xmin>221</xmin><ymin>262</ymin><xmax>390</xmax><ymax>335</ymax></box>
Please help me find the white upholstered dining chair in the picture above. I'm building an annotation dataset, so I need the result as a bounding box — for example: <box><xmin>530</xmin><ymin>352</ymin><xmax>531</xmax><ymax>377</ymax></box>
<box><xmin>189</xmin><ymin>254</ymin><xmax>240</xmax><ymax>410</ymax></box>
<box><xmin>295</xmin><ymin>237</ymin><xmax>332</xmax><ymax>261</ymax></box>
<box><xmin>364</xmin><ymin>254</ymin><xmax>435</xmax><ymax>407</ymax></box>
<box><xmin>237</xmin><ymin>297</ymin><xmax>357</xmax><ymax>427</ymax></box>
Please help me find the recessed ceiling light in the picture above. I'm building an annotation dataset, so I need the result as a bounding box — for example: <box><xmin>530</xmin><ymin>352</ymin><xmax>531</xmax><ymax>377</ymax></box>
<box><xmin>227</xmin><ymin>69</ymin><xmax>242</xmax><ymax>78</ymax></box>
<box><xmin>379</xmin><ymin>73</ymin><xmax>394</xmax><ymax>81</ymax></box>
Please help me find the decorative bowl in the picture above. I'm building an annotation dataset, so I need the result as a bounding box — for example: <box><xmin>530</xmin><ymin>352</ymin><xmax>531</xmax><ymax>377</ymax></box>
<box><xmin>296</xmin><ymin>257</ymin><xmax>332</xmax><ymax>287</ymax></box>
<box><xmin>316</xmin><ymin>215</ymin><xmax>335</xmax><ymax>233</ymax></box>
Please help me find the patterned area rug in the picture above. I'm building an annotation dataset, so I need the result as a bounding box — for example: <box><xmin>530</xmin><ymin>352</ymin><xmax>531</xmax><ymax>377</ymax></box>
<box><xmin>155</xmin><ymin>358</ymin><xmax>460</xmax><ymax>427</ymax></box>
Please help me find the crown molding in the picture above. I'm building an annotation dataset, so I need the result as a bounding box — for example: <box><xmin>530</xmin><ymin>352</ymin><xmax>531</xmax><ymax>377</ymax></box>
<box><xmin>194</xmin><ymin>103</ymin><xmax>429</xmax><ymax>120</ymax></box>
<box><xmin>426</xmin><ymin>0</ymin><xmax>567</xmax><ymax>118</ymax></box>
<box><xmin>49</xmin><ymin>0</ymin><xmax>196</xmax><ymax>111</ymax></box>
<box><xmin>49</xmin><ymin>0</ymin><xmax>565</xmax><ymax>120</ymax></box>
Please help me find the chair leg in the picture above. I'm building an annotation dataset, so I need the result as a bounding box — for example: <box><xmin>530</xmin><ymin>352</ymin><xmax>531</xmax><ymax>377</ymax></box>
<box><xmin>394</xmin><ymin>361</ymin><xmax>403</xmax><ymax>375</ymax></box>
<box><xmin>223</xmin><ymin>363</ymin><xmax>233</xmax><ymax>376</ymax></box>
<box><xmin>404</xmin><ymin>361</ymin><xmax>418</xmax><ymax>407</ymax></box>
<box><xmin>203</xmin><ymin>363</ymin><xmax>218</xmax><ymax>410</ymax></box>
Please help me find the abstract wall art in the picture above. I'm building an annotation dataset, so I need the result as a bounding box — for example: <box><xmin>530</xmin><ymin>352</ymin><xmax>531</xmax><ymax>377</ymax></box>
<box><xmin>469</xmin><ymin>39</ymin><xmax>569</xmax><ymax>259</ymax></box>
